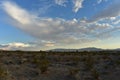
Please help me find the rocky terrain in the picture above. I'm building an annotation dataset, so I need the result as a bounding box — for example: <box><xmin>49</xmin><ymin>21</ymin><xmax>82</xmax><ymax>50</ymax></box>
<box><xmin>0</xmin><ymin>50</ymin><xmax>120</xmax><ymax>80</ymax></box>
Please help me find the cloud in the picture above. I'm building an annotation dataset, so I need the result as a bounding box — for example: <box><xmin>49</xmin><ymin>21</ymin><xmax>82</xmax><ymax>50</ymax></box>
<box><xmin>45</xmin><ymin>42</ymin><xmax>55</xmax><ymax>47</ymax></box>
<box><xmin>112</xmin><ymin>16</ymin><xmax>120</xmax><ymax>25</ymax></box>
<box><xmin>73</xmin><ymin>0</ymin><xmax>84</xmax><ymax>13</ymax></box>
<box><xmin>54</xmin><ymin>0</ymin><xmax>84</xmax><ymax>12</ymax></box>
<box><xmin>97</xmin><ymin>0</ymin><xmax>102</xmax><ymax>4</ymax></box>
<box><xmin>1</xmin><ymin>1</ymin><xmax>120</xmax><ymax>50</ymax></box>
<box><xmin>54</xmin><ymin>0</ymin><xmax>67</xmax><ymax>6</ymax></box>
<box><xmin>97</xmin><ymin>0</ymin><xmax>108</xmax><ymax>4</ymax></box>
<box><xmin>113</xmin><ymin>20</ymin><xmax>120</xmax><ymax>25</ymax></box>
<box><xmin>0</xmin><ymin>42</ymin><xmax>31</xmax><ymax>50</ymax></box>
<box><xmin>89</xmin><ymin>1</ymin><xmax>120</xmax><ymax>22</ymax></box>
<box><xmin>2</xmin><ymin>1</ymin><xmax>36</xmax><ymax>25</ymax></box>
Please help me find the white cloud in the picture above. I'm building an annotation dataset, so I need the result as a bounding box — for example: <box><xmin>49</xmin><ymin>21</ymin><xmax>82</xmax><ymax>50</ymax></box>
<box><xmin>54</xmin><ymin>0</ymin><xmax>84</xmax><ymax>12</ymax></box>
<box><xmin>112</xmin><ymin>16</ymin><xmax>120</xmax><ymax>25</ymax></box>
<box><xmin>97</xmin><ymin>0</ymin><xmax>108</xmax><ymax>4</ymax></box>
<box><xmin>8</xmin><ymin>42</ymin><xmax>30</xmax><ymax>47</ymax></box>
<box><xmin>113</xmin><ymin>20</ymin><xmax>120</xmax><ymax>25</ymax></box>
<box><xmin>97</xmin><ymin>0</ymin><xmax>102</xmax><ymax>4</ymax></box>
<box><xmin>1</xmin><ymin>1</ymin><xmax>120</xmax><ymax>50</ymax></box>
<box><xmin>73</xmin><ymin>0</ymin><xmax>84</xmax><ymax>13</ymax></box>
<box><xmin>54</xmin><ymin>0</ymin><xmax>67</xmax><ymax>6</ymax></box>
<box><xmin>2</xmin><ymin>1</ymin><xmax>36</xmax><ymax>25</ymax></box>
<box><xmin>0</xmin><ymin>42</ymin><xmax>31</xmax><ymax>50</ymax></box>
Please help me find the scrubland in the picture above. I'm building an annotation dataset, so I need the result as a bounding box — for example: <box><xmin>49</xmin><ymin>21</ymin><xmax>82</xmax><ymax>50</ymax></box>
<box><xmin>0</xmin><ymin>50</ymin><xmax>120</xmax><ymax>80</ymax></box>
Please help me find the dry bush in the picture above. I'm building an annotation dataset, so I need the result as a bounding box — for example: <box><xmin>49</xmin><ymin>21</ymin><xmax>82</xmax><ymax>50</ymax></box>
<box><xmin>0</xmin><ymin>65</ymin><xmax>10</xmax><ymax>80</ymax></box>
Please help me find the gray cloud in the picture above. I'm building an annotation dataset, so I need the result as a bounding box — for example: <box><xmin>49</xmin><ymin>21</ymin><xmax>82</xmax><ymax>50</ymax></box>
<box><xmin>89</xmin><ymin>1</ymin><xmax>120</xmax><ymax>22</ymax></box>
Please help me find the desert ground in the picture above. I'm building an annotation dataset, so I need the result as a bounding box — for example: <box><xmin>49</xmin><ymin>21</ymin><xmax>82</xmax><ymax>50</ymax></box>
<box><xmin>0</xmin><ymin>50</ymin><xmax>120</xmax><ymax>80</ymax></box>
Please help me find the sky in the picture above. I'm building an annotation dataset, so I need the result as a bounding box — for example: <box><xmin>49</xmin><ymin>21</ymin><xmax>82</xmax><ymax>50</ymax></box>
<box><xmin>0</xmin><ymin>0</ymin><xmax>120</xmax><ymax>50</ymax></box>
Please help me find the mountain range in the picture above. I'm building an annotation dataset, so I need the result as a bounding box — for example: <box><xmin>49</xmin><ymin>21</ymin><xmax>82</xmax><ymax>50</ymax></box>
<box><xmin>49</xmin><ymin>47</ymin><xmax>120</xmax><ymax>52</ymax></box>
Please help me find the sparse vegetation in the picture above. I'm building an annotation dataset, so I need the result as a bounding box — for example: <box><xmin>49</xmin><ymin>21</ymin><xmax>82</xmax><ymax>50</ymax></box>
<box><xmin>0</xmin><ymin>50</ymin><xmax>119</xmax><ymax>80</ymax></box>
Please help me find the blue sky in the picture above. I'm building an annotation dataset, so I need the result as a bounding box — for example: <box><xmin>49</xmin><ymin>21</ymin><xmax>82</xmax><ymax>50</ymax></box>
<box><xmin>0</xmin><ymin>0</ymin><xmax>120</xmax><ymax>50</ymax></box>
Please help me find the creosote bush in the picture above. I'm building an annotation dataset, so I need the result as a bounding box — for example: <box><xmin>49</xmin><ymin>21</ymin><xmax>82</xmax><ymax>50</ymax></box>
<box><xmin>84</xmin><ymin>55</ymin><xmax>94</xmax><ymax>70</ymax></box>
<box><xmin>33</xmin><ymin>53</ymin><xmax>50</xmax><ymax>74</ymax></box>
<box><xmin>68</xmin><ymin>68</ymin><xmax>80</xmax><ymax>75</ymax></box>
<box><xmin>0</xmin><ymin>65</ymin><xmax>9</xmax><ymax>80</ymax></box>
<box><xmin>91</xmin><ymin>69</ymin><xmax>100</xmax><ymax>80</ymax></box>
<box><xmin>38</xmin><ymin>59</ymin><xmax>50</xmax><ymax>74</ymax></box>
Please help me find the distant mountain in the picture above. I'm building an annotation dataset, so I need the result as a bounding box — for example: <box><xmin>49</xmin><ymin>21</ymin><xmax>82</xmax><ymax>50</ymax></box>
<box><xmin>48</xmin><ymin>48</ymin><xmax>77</xmax><ymax>52</ymax></box>
<box><xmin>48</xmin><ymin>47</ymin><xmax>104</xmax><ymax>52</ymax></box>
<box><xmin>114</xmin><ymin>48</ymin><xmax>120</xmax><ymax>51</ymax></box>
<box><xmin>78</xmin><ymin>47</ymin><xmax>103</xmax><ymax>51</ymax></box>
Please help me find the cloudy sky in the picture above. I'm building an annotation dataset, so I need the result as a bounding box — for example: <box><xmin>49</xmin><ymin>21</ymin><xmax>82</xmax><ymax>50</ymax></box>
<box><xmin>0</xmin><ymin>0</ymin><xmax>120</xmax><ymax>50</ymax></box>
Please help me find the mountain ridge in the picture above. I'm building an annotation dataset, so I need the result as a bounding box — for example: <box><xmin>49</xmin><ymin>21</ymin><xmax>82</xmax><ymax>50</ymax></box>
<box><xmin>48</xmin><ymin>47</ymin><xmax>120</xmax><ymax>52</ymax></box>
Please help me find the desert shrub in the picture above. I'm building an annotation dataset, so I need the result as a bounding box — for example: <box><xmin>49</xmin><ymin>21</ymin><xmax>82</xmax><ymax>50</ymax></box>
<box><xmin>38</xmin><ymin>59</ymin><xmax>50</xmax><ymax>73</ymax></box>
<box><xmin>0</xmin><ymin>65</ymin><xmax>9</xmax><ymax>80</ymax></box>
<box><xmin>102</xmin><ymin>55</ymin><xmax>111</xmax><ymax>60</ymax></box>
<box><xmin>68</xmin><ymin>68</ymin><xmax>80</xmax><ymax>75</ymax></box>
<box><xmin>84</xmin><ymin>55</ymin><xmax>94</xmax><ymax>70</ymax></box>
<box><xmin>115</xmin><ymin>60</ymin><xmax>120</xmax><ymax>65</ymax></box>
<box><xmin>33</xmin><ymin>53</ymin><xmax>50</xmax><ymax>74</ymax></box>
<box><xmin>91</xmin><ymin>69</ymin><xmax>100</xmax><ymax>80</ymax></box>
<box><xmin>71</xmin><ymin>57</ymin><xmax>80</xmax><ymax>63</ymax></box>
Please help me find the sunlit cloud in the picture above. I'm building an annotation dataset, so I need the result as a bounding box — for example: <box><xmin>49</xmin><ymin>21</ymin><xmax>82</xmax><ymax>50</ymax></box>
<box><xmin>72</xmin><ymin>0</ymin><xmax>84</xmax><ymax>13</ymax></box>
<box><xmin>0</xmin><ymin>42</ymin><xmax>31</xmax><ymax>50</ymax></box>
